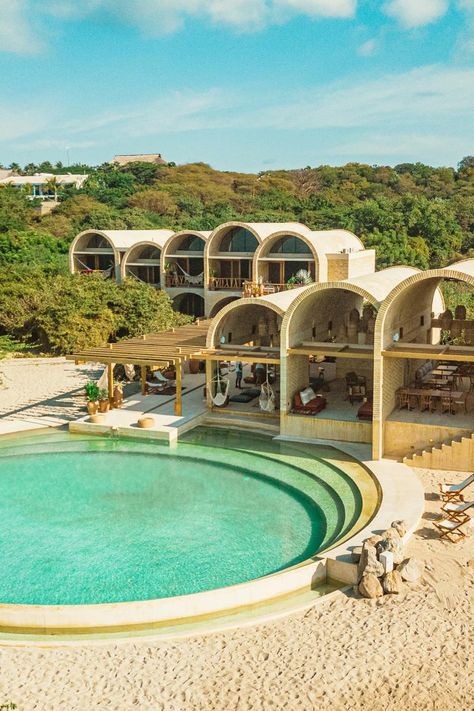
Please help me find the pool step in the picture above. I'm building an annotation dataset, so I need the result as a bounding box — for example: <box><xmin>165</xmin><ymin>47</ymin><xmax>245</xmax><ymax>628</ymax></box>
<box><xmin>202</xmin><ymin>413</ymin><xmax>280</xmax><ymax>435</ymax></box>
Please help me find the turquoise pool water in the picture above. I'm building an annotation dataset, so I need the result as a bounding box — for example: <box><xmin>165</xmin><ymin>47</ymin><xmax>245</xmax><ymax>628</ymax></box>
<box><xmin>0</xmin><ymin>429</ymin><xmax>362</xmax><ymax>606</ymax></box>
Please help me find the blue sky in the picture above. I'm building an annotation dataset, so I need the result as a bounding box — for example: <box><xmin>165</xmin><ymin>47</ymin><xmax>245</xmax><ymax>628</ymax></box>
<box><xmin>0</xmin><ymin>1</ymin><xmax>473</xmax><ymax>171</ymax></box>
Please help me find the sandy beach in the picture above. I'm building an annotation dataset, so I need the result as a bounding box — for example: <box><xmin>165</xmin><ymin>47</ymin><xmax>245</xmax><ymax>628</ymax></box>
<box><xmin>0</xmin><ymin>359</ymin><xmax>472</xmax><ymax>711</ymax></box>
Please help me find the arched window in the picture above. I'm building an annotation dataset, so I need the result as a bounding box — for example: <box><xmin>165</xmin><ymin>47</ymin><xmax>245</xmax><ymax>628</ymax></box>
<box><xmin>219</xmin><ymin>227</ymin><xmax>258</xmax><ymax>252</ymax></box>
<box><xmin>134</xmin><ymin>246</ymin><xmax>161</xmax><ymax>260</ymax></box>
<box><xmin>177</xmin><ymin>234</ymin><xmax>205</xmax><ymax>252</ymax></box>
<box><xmin>268</xmin><ymin>236</ymin><xmax>312</xmax><ymax>254</ymax></box>
<box><xmin>84</xmin><ymin>234</ymin><xmax>112</xmax><ymax>249</ymax></box>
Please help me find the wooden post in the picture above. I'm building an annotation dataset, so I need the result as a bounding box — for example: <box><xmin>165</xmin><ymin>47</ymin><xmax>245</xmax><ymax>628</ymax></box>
<box><xmin>205</xmin><ymin>359</ymin><xmax>213</xmax><ymax>410</ymax></box>
<box><xmin>174</xmin><ymin>361</ymin><xmax>182</xmax><ymax>416</ymax></box>
<box><xmin>140</xmin><ymin>366</ymin><xmax>147</xmax><ymax>395</ymax></box>
<box><xmin>107</xmin><ymin>362</ymin><xmax>114</xmax><ymax>407</ymax></box>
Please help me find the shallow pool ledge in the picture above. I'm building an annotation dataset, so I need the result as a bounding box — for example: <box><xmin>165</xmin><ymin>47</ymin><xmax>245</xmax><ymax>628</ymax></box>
<box><xmin>0</xmin><ymin>559</ymin><xmax>327</xmax><ymax>631</ymax></box>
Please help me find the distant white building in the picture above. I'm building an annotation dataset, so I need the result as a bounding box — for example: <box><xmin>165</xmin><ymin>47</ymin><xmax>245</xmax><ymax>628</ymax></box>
<box><xmin>0</xmin><ymin>173</ymin><xmax>88</xmax><ymax>200</ymax></box>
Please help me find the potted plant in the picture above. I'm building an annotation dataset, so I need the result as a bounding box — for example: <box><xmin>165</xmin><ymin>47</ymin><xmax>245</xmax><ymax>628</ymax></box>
<box><xmin>84</xmin><ymin>381</ymin><xmax>100</xmax><ymax>415</ymax></box>
<box><xmin>98</xmin><ymin>388</ymin><xmax>110</xmax><ymax>413</ymax></box>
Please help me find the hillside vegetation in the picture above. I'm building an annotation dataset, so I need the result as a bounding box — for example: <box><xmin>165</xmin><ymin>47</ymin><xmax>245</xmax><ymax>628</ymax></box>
<box><xmin>0</xmin><ymin>157</ymin><xmax>473</xmax><ymax>355</ymax></box>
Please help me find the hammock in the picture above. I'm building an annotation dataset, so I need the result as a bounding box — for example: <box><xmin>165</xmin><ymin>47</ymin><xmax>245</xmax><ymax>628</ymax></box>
<box><xmin>177</xmin><ymin>264</ymin><xmax>204</xmax><ymax>285</ymax></box>
<box><xmin>259</xmin><ymin>366</ymin><xmax>276</xmax><ymax>412</ymax></box>
<box><xmin>97</xmin><ymin>364</ymin><xmax>114</xmax><ymax>390</ymax></box>
<box><xmin>124</xmin><ymin>364</ymin><xmax>135</xmax><ymax>381</ymax></box>
<box><xmin>75</xmin><ymin>256</ymin><xmax>114</xmax><ymax>278</ymax></box>
<box><xmin>211</xmin><ymin>369</ymin><xmax>230</xmax><ymax>407</ymax></box>
<box><xmin>259</xmin><ymin>382</ymin><xmax>276</xmax><ymax>412</ymax></box>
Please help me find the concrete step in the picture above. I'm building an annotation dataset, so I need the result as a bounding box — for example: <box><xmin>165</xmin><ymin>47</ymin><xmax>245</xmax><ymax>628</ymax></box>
<box><xmin>403</xmin><ymin>432</ymin><xmax>474</xmax><ymax>471</ymax></box>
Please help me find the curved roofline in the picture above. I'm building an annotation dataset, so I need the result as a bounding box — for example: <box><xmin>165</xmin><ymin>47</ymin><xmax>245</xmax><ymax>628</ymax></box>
<box><xmin>279</xmin><ymin>266</ymin><xmax>421</xmax><ymax>350</ymax></box>
<box><xmin>254</xmin><ymin>229</ymin><xmax>320</xmax><ymax>271</ymax></box>
<box><xmin>207</xmin><ymin>296</ymin><xmax>285</xmax><ymax>348</ymax></box>
<box><xmin>121</xmin><ymin>241</ymin><xmax>165</xmax><ymax>280</ymax></box>
<box><xmin>69</xmin><ymin>230</ymin><xmax>118</xmax><ymax>272</ymax></box>
<box><xmin>374</xmin><ymin>266</ymin><xmax>474</xmax><ymax>350</ymax></box>
<box><xmin>161</xmin><ymin>230</ymin><xmax>209</xmax><ymax>272</ymax></box>
<box><xmin>205</xmin><ymin>222</ymin><xmax>265</xmax><ymax>260</ymax></box>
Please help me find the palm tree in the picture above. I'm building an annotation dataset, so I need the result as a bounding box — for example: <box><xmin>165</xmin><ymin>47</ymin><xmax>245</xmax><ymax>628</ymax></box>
<box><xmin>44</xmin><ymin>175</ymin><xmax>59</xmax><ymax>201</ymax></box>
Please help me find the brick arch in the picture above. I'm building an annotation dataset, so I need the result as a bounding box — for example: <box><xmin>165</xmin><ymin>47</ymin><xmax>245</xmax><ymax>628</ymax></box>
<box><xmin>372</xmin><ymin>268</ymin><xmax>474</xmax><ymax>460</ymax></box>
<box><xmin>254</xmin><ymin>230</ymin><xmax>321</xmax><ymax>284</ymax></box>
<box><xmin>69</xmin><ymin>230</ymin><xmax>118</xmax><ymax>273</ymax></box>
<box><xmin>280</xmin><ymin>281</ymin><xmax>379</xmax><ymax>351</ymax></box>
<box><xmin>207</xmin><ymin>297</ymin><xmax>285</xmax><ymax>348</ymax></box>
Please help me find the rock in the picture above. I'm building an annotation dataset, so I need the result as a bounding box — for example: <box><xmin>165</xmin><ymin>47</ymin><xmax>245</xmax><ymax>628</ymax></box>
<box><xmin>358</xmin><ymin>545</ymin><xmax>385</xmax><ymax>579</ymax></box>
<box><xmin>351</xmin><ymin>545</ymin><xmax>363</xmax><ymax>563</ymax></box>
<box><xmin>382</xmin><ymin>527</ymin><xmax>400</xmax><ymax>541</ymax></box>
<box><xmin>364</xmin><ymin>534</ymin><xmax>383</xmax><ymax>547</ymax></box>
<box><xmin>398</xmin><ymin>558</ymin><xmax>423</xmax><ymax>583</ymax></box>
<box><xmin>388</xmin><ymin>537</ymin><xmax>405</xmax><ymax>565</ymax></box>
<box><xmin>391</xmin><ymin>520</ymin><xmax>407</xmax><ymax>538</ymax></box>
<box><xmin>359</xmin><ymin>574</ymin><xmax>384</xmax><ymax>599</ymax></box>
<box><xmin>383</xmin><ymin>570</ymin><xmax>403</xmax><ymax>594</ymax></box>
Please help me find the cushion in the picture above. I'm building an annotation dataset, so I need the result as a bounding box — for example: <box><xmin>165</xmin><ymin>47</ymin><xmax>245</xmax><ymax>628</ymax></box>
<box><xmin>300</xmin><ymin>386</ymin><xmax>316</xmax><ymax>406</ymax></box>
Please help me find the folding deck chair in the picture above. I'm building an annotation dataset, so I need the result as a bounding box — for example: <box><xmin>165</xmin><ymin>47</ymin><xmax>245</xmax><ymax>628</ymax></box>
<box><xmin>433</xmin><ymin>517</ymin><xmax>470</xmax><ymax>543</ymax></box>
<box><xmin>439</xmin><ymin>473</ymin><xmax>474</xmax><ymax>502</ymax></box>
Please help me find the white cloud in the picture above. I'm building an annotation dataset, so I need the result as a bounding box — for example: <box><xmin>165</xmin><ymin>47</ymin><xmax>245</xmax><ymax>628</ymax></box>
<box><xmin>0</xmin><ymin>0</ymin><xmax>359</xmax><ymax>53</ymax></box>
<box><xmin>0</xmin><ymin>0</ymin><xmax>43</xmax><ymax>54</ymax></box>
<box><xmin>358</xmin><ymin>38</ymin><xmax>378</xmax><ymax>56</ymax></box>
<box><xmin>383</xmin><ymin>0</ymin><xmax>449</xmax><ymax>29</ymax></box>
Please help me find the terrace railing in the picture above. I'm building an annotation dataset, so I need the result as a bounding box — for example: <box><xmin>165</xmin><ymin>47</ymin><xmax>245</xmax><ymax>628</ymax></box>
<box><xmin>242</xmin><ymin>281</ymin><xmax>300</xmax><ymax>297</ymax></box>
<box><xmin>166</xmin><ymin>274</ymin><xmax>204</xmax><ymax>288</ymax></box>
<box><xmin>209</xmin><ymin>277</ymin><xmax>245</xmax><ymax>290</ymax></box>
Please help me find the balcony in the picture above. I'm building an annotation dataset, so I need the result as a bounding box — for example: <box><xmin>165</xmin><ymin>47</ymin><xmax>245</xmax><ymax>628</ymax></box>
<box><xmin>166</xmin><ymin>274</ymin><xmax>204</xmax><ymax>288</ymax></box>
<box><xmin>242</xmin><ymin>281</ymin><xmax>300</xmax><ymax>297</ymax></box>
<box><xmin>208</xmin><ymin>277</ymin><xmax>245</xmax><ymax>291</ymax></box>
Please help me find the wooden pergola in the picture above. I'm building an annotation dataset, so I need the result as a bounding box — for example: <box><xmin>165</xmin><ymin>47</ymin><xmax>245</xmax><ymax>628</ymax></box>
<box><xmin>67</xmin><ymin>320</ymin><xmax>212</xmax><ymax>416</ymax></box>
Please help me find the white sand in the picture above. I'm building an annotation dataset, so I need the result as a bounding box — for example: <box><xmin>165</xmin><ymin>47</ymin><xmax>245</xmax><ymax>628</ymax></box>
<box><xmin>0</xmin><ymin>361</ymin><xmax>472</xmax><ymax>710</ymax></box>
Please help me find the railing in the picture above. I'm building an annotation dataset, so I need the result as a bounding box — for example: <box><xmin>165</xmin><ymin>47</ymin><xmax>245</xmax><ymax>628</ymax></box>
<box><xmin>166</xmin><ymin>274</ymin><xmax>204</xmax><ymax>288</ymax></box>
<box><xmin>242</xmin><ymin>281</ymin><xmax>300</xmax><ymax>297</ymax></box>
<box><xmin>209</xmin><ymin>277</ymin><xmax>245</xmax><ymax>290</ymax></box>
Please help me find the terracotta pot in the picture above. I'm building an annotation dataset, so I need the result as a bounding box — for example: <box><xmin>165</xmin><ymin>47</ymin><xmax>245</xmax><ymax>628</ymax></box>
<box><xmin>90</xmin><ymin>413</ymin><xmax>106</xmax><ymax>424</ymax></box>
<box><xmin>98</xmin><ymin>399</ymin><xmax>110</xmax><ymax>413</ymax></box>
<box><xmin>189</xmin><ymin>359</ymin><xmax>200</xmax><ymax>374</ymax></box>
<box><xmin>86</xmin><ymin>400</ymin><xmax>99</xmax><ymax>415</ymax></box>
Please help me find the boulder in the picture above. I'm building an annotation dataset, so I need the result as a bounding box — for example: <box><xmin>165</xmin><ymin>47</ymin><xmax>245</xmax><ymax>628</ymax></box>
<box><xmin>364</xmin><ymin>534</ymin><xmax>383</xmax><ymax>547</ymax></box>
<box><xmin>391</xmin><ymin>520</ymin><xmax>407</xmax><ymax>538</ymax></box>
<box><xmin>388</xmin><ymin>537</ymin><xmax>405</xmax><ymax>565</ymax></box>
<box><xmin>383</xmin><ymin>570</ymin><xmax>403</xmax><ymax>594</ymax></box>
<box><xmin>398</xmin><ymin>558</ymin><xmax>423</xmax><ymax>583</ymax></box>
<box><xmin>351</xmin><ymin>545</ymin><xmax>363</xmax><ymax>563</ymax></box>
<box><xmin>382</xmin><ymin>527</ymin><xmax>400</xmax><ymax>542</ymax></box>
<box><xmin>359</xmin><ymin>574</ymin><xmax>384</xmax><ymax>599</ymax></box>
<box><xmin>358</xmin><ymin>545</ymin><xmax>384</xmax><ymax>579</ymax></box>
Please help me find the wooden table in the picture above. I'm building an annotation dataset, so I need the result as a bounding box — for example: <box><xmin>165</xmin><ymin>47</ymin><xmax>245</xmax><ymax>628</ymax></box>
<box><xmin>398</xmin><ymin>388</ymin><xmax>465</xmax><ymax>412</ymax></box>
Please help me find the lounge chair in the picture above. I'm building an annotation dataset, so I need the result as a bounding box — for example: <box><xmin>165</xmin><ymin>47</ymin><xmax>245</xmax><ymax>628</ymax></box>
<box><xmin>433</xmin><ymin>517</ymin><xmax>470</xmax><ymax>543</ymax></box>
<box><xmin>440</xmin><ymin>500</ymin><xmax>473</xmax><ymax>521</ymax></box>
<box><xmin>146</xmin><ymin>380</ymin><xmax>167</xmax><ymax>394</ymax></box>
<box><xmin>154</xmin><ymin>370</ymin><xmax>176</xmax><ymax>387</ymax></box>
<box><xmin>439</xmin><ymin>473</ymin><xmax>474</xmax><ymax>502</ymax></box>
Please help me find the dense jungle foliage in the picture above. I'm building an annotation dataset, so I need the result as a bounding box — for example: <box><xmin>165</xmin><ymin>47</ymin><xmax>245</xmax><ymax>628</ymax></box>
<box><xmin>0</xmin><ymin>157</ymin><xmax>473</xmax><ymax>356</ymax></box>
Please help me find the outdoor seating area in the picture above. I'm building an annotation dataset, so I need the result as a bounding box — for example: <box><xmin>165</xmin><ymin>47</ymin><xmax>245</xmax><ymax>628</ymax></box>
<box><xmin>396</xmin><ymin>361</ymin><xmax>474</xmax><ymax>417</ymax></box>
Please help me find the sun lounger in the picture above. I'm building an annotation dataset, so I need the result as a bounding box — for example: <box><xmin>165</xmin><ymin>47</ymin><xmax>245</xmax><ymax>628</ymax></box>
<box><xmin>439</xmin><ymin>473</ymin><xmax>474</xmax><ymax>502</ymax></box>
<box><xmin>440</xmin><ymin>500</ymin><xmax>473</xmax><ymax>521</ymax></box>
<box><xmin>433</xmin><ymin>517</ymin><xmax>470</xmax><ymax>543</ymax></box>
<box><xmin>146</xmin><ymin>380</ymin><xmax>167</xmax><ymax>394</ymax></box>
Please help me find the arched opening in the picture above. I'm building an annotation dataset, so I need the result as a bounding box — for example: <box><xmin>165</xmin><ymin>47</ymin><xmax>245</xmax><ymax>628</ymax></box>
<box><xmin>209</xmin><ymin>296</ymin><xmax>240</xmax><ymax>318</ymax></box>
<box><xmin>173</xmin><ymin>293</ymin><xmax>205</xmax><ymax>318</ymax></box>
<box><xmin>207</xmin><ymin>300</ymin><xmax>282</xmax><ymax>416</ymax></box>
<box><xmin>71</xmin><ymin>232</ymin><xmax>115</xmax><ymax>276</ymax></box>
<box><xmin>281</xmin><ymin>286</ymin><xmax>378</xmax><ymax>440</ymax></box>
<box><xmin>255</xmin><ymin>234</ymin><xmax>316</xmax><ymax>293</ymax></box>
<box><xmin>375</xmin><ymin>268</ymin><xmax>474</xmax><ymax>459</ymax></box>
<box><xmin>164</xmin><ymin>233</ymin><xmax>205</xmax><ymax>288</ymax></box>
<box><xmin>123</xmin><ymin>243</ymin><xmax>162</xmax><ymax>287</ymax></box>
<box><xmin>208</xmin><ymin>226</ymin><xmax>260</xmax><ymax>293</ymax></box>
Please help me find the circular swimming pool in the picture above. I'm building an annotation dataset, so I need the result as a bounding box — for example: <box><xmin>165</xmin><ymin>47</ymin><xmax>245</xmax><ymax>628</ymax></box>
<box><xmin>0</xmin><ymin>429</ymin><xmax>372</xmax><ymax>610</ymax></box>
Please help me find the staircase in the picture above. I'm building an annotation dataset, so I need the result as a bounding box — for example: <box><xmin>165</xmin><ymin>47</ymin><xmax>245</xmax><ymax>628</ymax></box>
<box><xmin>403</xmin><ymin>432</ymin><xmax>474</xmax><ymax>471</ymax></box>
